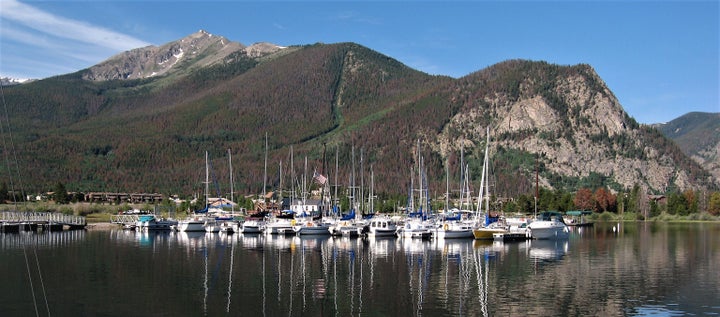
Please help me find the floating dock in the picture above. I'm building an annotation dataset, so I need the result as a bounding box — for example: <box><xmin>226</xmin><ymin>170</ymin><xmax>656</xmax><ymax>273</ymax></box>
<box><xmin>493</xmin><ymin>232</ymin><xmax>532</xmax><ymax>241</ymax></box>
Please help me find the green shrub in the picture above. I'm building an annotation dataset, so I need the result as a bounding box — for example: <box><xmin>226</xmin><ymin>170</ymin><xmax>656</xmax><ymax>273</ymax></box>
<box><xmin>58</xmin><ymin>206</ymin><xmax>74</xmax><ymax>215</ymax></box>
<box><xmin>598</xmin><ymin>211</ymin><xmax>615</xmax><ymax>222</ymax></box>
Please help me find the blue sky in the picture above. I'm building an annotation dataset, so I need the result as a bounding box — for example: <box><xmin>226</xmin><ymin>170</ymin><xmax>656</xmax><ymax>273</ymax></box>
<box><xmin>1</xmin><ymin>1</ymin><xmax>718</xmax><ymax>124</ymax></box>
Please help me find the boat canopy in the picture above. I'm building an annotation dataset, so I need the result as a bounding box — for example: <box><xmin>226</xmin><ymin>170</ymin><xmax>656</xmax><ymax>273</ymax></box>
<box><xmin>566</xmin><ymin>210</ymin><xmax>592</xmax><ymax>216</ymax></box>
<box><xmin>340</xmin><ymin>209</ymin><xmax>355</xmax><ymax>221</ymax></box>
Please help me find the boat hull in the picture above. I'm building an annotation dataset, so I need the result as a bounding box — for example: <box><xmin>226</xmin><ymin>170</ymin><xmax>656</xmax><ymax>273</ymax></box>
<box><xmin>368</xmin><ymin>228</ymin><xmax>396</xmax><ymax>237</ymax></box>
<box><xmin>293</xmin><ymin>225</ymin><xmax>331</xmax><ymax>235</ymax></box>
<box><xmin>436</xmin><ymin>229</ymin><xmax>474</xmax><ymax>239</ymax></box>
<box><xmin>241</xmin><ymin>220</ymin><xmax>265</xmax><ymax>234</ymax></box>
<box><xmin>528</xmin><ymin>225</ymin><xmax>569</xmax><ymax>239</ymax></box>
<box><xmin>177</xmin><ymin>221</ymin><xmax>206</xmax><ymax>232</ymax></box>
<box><xmin>472</xmin><ymin>228</ymin><xmax>507</xmax><ymax>240</ymax></box>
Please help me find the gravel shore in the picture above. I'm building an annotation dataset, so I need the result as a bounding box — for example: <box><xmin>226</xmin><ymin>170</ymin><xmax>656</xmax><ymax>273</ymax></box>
<box><xmin>86</xmin><ymin>222</ymin><xmax>120</xmax><ymax>230</ymax></box>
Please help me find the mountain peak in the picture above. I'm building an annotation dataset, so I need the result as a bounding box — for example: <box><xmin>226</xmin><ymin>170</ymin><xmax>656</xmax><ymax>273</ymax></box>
<box><xmin>82</xmin><ymin>30</ymin><xmax>236</xmax><ymax>81</ymax></box>
<box><xmin>80</xmin><ymin>31</ymin><xmax>287</xmax><ymax>81</ymax></box>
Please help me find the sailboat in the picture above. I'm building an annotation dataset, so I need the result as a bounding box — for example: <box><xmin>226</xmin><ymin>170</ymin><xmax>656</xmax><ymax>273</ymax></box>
<box><xmin>397</xmin><ymin>141</ymin><xmax>434</xmax><ymax>239</ymax></box>
<box><xmin>435</xmin><ymin>158</ymin><xmax>474</xmax><ymax>239</ymax></box>
<box><xmin>263</xmin><ymin>145</ymin><xmax>295</xmax><ymax>235</ymax></box>
<box><xmin>177</xmin><ymin>151</ymin><xmax>215</xmax><ymax>232</ymax></box>
<box><xmin>292</xmin><ymin>157</ymin><xmax>331</xmax><ymax>235</ymax></box>
<box><xmin>472</xmin><ymin>128</ymin><xmax>510</xmax><ymax>240</ymax></box>
<box><xmin>219</xmin><ymin>148</ymin><xmax>240</xmax><ymax>234</ymax></box>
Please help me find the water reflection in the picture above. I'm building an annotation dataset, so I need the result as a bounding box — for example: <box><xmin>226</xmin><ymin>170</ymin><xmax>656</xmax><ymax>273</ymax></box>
<box><xmin>528</xmin><ymin>239</ymin><xmax>568</xmax><ymax>262</ymax></box>
<box><xmin>0</xmin><ymin>222</ymin><xmax>718</xmax><ymax>316</ymax></box>
<box><xmin>0</xmin><ymin>230</ymin><xmax>87</xmax><ymax>249</ymax></box>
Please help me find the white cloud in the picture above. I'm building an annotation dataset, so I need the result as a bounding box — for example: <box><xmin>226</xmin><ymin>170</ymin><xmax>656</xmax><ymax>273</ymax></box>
<box><xmin>0</xmin><ymin>0</ymin><xmax>152</xmax><ymax>78</ymax></box>
<box><xmin>0</xmin><ymin>0</ymin><xmax>150</xmax><ymax>51</ymax></box>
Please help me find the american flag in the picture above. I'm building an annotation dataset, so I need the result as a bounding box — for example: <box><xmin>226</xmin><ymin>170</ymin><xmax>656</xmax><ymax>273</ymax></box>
<box><xmin>313</xmin><ymin>170</ymin><xmax>327</xmax><ymax>185</ymax></box>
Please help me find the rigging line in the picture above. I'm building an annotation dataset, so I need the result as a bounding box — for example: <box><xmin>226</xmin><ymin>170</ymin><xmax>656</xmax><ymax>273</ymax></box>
<box><xmin>0</xmin><ymin>83</ymin><xmax>27</xmax><ymax>208</ymax></box>
<box><xmin>2</xmin><ymin>82</ymin><xmax>45</xmax><ymax>316</ymax></box>
<box><xmin>33</xmin><ymin>246</ymin><xmax>51</xmax><ymax>317</ymax></box>
<box><xmin>22</xmin><ymin>242</ymin><xmax>40</xmax><ymax>317</ymax></box>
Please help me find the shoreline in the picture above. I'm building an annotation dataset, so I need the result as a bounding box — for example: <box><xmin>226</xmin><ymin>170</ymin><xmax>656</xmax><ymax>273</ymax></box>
<box><xmin>86</xmin><ymin>222</ymin><xmax>119</xmax><ymax>230</ymax></box>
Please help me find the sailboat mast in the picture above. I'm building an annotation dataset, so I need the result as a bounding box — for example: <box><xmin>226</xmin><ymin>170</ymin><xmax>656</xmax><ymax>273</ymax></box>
<box><xmin>303</xmin><ymin>156</ymin><xmax>308</xmax><ymax>206</ymax></box>
<box><xmin>535</xmin><ymin>152</ymin><xmax>539</xmax><ymax>218</ymax></box>
<box><xmin>446</xmin><ymin>159</ymin><xmax>449</xmax><ymax>213</ymax></box>
<box><xmin>279</xmin><ymin>161</ymin><xmax>283</xmax><ymax>203</ymax></box>
<box><xmin>417</xmin><ymin>139</ymin><xmax>422</xmax><ymax>213</ymax></box>
<box><xmin>205</xmin><ymin>151</ymin><xmax>210</xmax><ymax>210</ymax></box>
<box><xmin>351</xmin><ymin>145</ymin><xmax>356</xmax><ymax>212</ymax></box>
<box><xmin>334</xmin><ymin>146</ymin><xmax>339</xmax><ymax>214</ymax></box>
<box><xmin>360</xmin><ymin>148</ymin><xmax>364</xmax><ymax>214</ymax></box>
<box><xmin>460</xmin><ymin>145</ymin><xmax>464</xmax><ymax>211</ymax></box>
<box><xmin>290</xmin><ymin>146</ymin><xmax>295</xmax><ymax>207</ymax></box>
<box><xmin>320</xmin><ymin>143</ymin><xmax>328</xmax><ymax>216</ymax></box>
<box><xmin>263</xmin><ymin>133</ymin><xmax>268</xmax><ymax>198</ymax></box>
<box><xmin>228</xmin><ymin>148</ymin><xmax>234</xmax><ymax>213</ymax></box>
<box><xmin>370</xmin><ymin>164</ymin><xmax>374</xmax><ymax>213</ymax></box>
<box><xmin>409</xmin><ymin>166</ymin><xmax>414</xmax><ymax>213</ymax></box>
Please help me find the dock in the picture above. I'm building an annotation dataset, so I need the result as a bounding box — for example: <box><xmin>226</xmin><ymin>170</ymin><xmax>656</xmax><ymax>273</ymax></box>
<box><xmin>0</xmin><ymin>211</ymin><xmax>86</xmax><ymax>232</ymax></box>
<box><xmin>493</xmin><ymin>232</ymin><xmax>532</xmax><ymax>241</ymax></box>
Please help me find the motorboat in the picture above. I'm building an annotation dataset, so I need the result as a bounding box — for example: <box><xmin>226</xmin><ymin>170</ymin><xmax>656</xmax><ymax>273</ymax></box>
<box><xmin>397</xmin><ymin>218</ymin><xmax>433</xmax><ymax>239</ymax></box>
<box><xmin>292</xmin><ymin>219</ymin><xmax>331</xmax><ymax>235</ymax></box>
<box><xmin>175</xmin><ymin>216</ymin><xmax>207</xmax><ymax>232</ymax></box>
<box><xmin>367</xmin><ymin>216</ymin><xmax>398</xmax><ymax>237</ymax></box>
<box><xmin>136</xmin><ymin>214</ymin><xmax>177</xmax><ymax>231</ymax></box>
<box><xmin>435</xmin><ymin>221</ymin><xmax>474</xmax><ymax>239</ymax></box>
<box><xmin>527</xmin><ymin>211</ymin><xmax>569</xmax><ymax>239</ymax></box>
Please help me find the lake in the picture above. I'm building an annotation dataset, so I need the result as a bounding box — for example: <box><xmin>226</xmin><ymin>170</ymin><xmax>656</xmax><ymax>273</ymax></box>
<box><xmin>1</xmin><ymin>222</ymin><xmax>718</xmax><ymax>316</ymax></box>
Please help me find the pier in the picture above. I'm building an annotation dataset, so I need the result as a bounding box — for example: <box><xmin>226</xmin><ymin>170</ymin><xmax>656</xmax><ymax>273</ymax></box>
<box><xmin>0</xmin><ymin>211</ymin><xmax>86</xmax><ymax>232</ymax></box>
<box><xmin>110</xmin><ymin>214</ymin><xmax>141</xmax><ymax>229</ymax></box>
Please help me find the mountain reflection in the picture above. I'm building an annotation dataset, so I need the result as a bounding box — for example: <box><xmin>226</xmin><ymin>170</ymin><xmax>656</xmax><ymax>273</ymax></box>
<box><xmin>0</xmin><ymin>222</ymin><xmax>717</xmax><ymax>316</ymax></box>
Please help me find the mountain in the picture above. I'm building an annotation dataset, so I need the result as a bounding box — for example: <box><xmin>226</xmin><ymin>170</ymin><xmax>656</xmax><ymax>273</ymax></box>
<box><xmin>81</xmin><ymin>30</ymin><xmax>285</xmax><ymax>81</ymax></box>
<box><xmin>0</xmin><ymin>32</ymin><xmax>716</xmax><ymax>200</ymax></box>
<box><xmin>0</xmin><ymin>77</ymin><xmax>35</xmax><ymax>86</ymax></box>
<box><xmin>655</xmin><ymin>112</ymin><xmax>720</xmax><ymax>186</ymax></box>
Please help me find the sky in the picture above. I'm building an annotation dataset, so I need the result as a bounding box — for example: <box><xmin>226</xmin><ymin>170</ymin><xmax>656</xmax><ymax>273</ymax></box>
<box><xmin>0</xmin><ymin>1</ymin><xmax>718</xmax><ymax>124</ymax></box>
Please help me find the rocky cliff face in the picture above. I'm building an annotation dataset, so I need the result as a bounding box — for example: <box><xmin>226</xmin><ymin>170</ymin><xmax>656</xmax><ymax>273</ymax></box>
<box><xmin>434</xmin><ymin>61</ymin><xmax>711</xmax><ymax>193</ymax></box>
<box><xmin>81</xmin><ymin>30</ymin><xmax>284</xmax><ymax>81</ymax></box>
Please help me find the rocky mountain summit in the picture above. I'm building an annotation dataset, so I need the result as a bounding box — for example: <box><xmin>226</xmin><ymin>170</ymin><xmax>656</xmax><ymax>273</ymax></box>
<box><xmin>81</xmin><ymin>30</ymin><xmax>285</xmax><ymax>81</ymax></box>
<box><xmin>431</xmin><ymin>60</ymin><xmax>713</xmax><ymax>194</ymax></box>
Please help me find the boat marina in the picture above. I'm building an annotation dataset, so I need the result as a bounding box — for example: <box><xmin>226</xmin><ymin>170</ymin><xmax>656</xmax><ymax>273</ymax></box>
<box><xmin>1</xmin><ymin>221</ymin><xmax>717</xmax><ymax>317</ymax></box>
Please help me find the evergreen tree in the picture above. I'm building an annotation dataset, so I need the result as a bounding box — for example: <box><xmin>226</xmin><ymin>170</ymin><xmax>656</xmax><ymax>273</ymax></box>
<box><xmin>54</xmin><ymin>182</ymin><xmax>69</xmax><ymax>204</ymax></box>
<box><xmin>0</xmin><ymin>182</ymin><xmax>8</xmax><ymax>202</ymax></box>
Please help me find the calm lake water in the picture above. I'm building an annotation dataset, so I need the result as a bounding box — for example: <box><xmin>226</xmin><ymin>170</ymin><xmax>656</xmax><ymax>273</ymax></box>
<box><xmin>1</xmin><ymin>222</ymin><xmax>718</xmax><ymax>316</ymax></box>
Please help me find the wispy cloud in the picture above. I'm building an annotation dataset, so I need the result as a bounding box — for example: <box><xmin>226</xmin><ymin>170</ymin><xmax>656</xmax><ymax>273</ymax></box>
<box><xmin>0</xmin><ymin>0</ymin><xmax>150</xmax><ymax>78</ymax></box>
<box><xmin>1</xmin><ymin>0</ymin><xmax>149</xmax><ymax>51</ymax></box>
<box><xmin>331</xmin><ymin>11</ymin><xmax>382</xmax><ymax>26</ymax></box>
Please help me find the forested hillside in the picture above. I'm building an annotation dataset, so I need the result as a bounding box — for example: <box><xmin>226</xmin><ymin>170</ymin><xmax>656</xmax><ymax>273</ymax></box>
<box><xmin>1</xmin><ymin>37</ymin><xmax>716</xmax><ymax>206</ymax></box>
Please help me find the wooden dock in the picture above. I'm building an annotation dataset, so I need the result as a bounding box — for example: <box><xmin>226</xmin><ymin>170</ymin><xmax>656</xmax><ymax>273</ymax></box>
<box><xmin>0</xmin><ymin>211</ymin><xmax>86</xmax><ymax>232</ymax></box>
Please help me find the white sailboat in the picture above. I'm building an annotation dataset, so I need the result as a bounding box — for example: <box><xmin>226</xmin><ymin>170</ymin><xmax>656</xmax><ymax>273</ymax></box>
<box><xmin>177</xmin><ymin>151</ymin><xmax>214</xmax><ymax>232</ymax></box>
<box><xmin>473</xmin><ymin>128</ymin><xmax>510</xmax><ymax>240</ymax></box>
<box><xmin>435</xmin><ymin>157</ymin><xmax>474</xmax><ymax>239</ymax></box>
